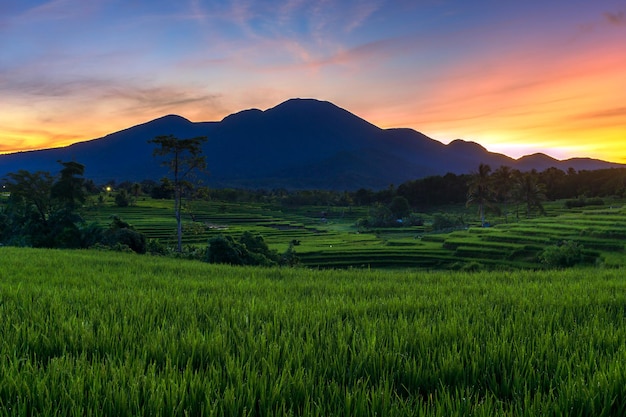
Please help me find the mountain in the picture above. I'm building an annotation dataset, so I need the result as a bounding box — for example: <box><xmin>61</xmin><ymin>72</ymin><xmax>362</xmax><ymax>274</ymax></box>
<box><xmin>0</xmin><ymin>98</ymin><xmax>623</xmax><ymax>190</ymax></box>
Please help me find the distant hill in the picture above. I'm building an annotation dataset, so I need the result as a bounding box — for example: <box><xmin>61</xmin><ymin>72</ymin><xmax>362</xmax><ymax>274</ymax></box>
<box><xmin>1</xmin><ymin>98</ymin><xmax>623</xmax><ymax>189</ymax></box>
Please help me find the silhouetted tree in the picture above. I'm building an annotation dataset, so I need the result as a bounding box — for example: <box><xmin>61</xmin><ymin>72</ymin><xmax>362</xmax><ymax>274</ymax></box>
<box><xmin>491</xmin><ymin>165</ymin><xmax>514</xmax><ymax>222</ymax></box>
<box><xmin>3</xmin><ymin>162</ymin><xmax>87</xmax><ymax>247</ymax></box>
<box><xmin>388</xmin><ymin>195</ymin><xmax>411</xmax><ymax>219</ymax></box>
<box><xmin>149</xmin><ymin>135</ymin><xmax>208</xmax><ymax>252</ymax></box>
<box><xmin>513</xmin><ymin>171</ymin><xmax>546</xmax><ymax>218</ymax></box>
<box><xmin>115</xmin><ymin>189</ymin><xmax>132</xmax><ymax>207</ymax></box>
<box><xmin>539</xmin><ymin>167</ymin><xmax>567</xmax><ymax>200</ymax></box>
<box><xmin>466</xmin><ymin>163</ymin><xmax>494</xmax><ymax>226</ymax></box>
<box><xmin>5</xmin><ymin>170</ymin><xmax>54</xmax><ymax>227</ymax></box>
<box><xmin>51</xmin><ymin>161</ymin><xmax>86</xmax><ymax>211</ymax></box>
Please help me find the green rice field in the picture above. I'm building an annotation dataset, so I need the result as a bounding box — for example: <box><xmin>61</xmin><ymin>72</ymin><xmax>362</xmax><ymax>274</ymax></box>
<box><xmin>84</xmin><ymin>197</ymin><xmax>626</xmax><ymax>270</ymax></box>
<box><xmin>1</xmin><ymin>247</ymin><xmax>626</xmax><ymax>416</ymax></box>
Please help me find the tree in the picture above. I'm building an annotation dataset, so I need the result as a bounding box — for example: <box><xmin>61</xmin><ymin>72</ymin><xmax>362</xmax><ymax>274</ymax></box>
<box><xmin>388</xmin><ymin>195</ymin><xmax>411</xmax><ymax>219</ymax></box>
<box><xmin>513</xmin><ymin>171</ymin><xmax>547</xmax><ymax>218</ymax></box>
<box><xmin>3</xmin><ymin>161</ymin><xmax>87</xmax><ymax>247</ymax></box>
<box><xmin>206</xmin><ymin>232</ymin><xmax>281</xmax><ymax>266</ymax></box>
<box><xmin>102</xmin><ymin>216</ymin><xmax>146</xmax><ymax>254</ymax></box>
<box><xmin>466</xmin><ymin>163</ymin><xmax>494</xmax><ymax>227</ymax></box>
<box><xmin>51</xmin><ymin>161</ymin><xmax>86</xmax><ymax>211</ymax></box>
<box><xmin>149</xmin><ymin>135</ymin><xmax>208</xmax><ymax>252</ymax></box>
<box><xmin>491</xmin><ymin>166</ymin><xmax>514</xmax><ymax>222</ymax></box>
<box><xmin>5</xmin><ymin>170</ymin><xmax>54</xmax><ymax>227</ymax></box>
<box><xmin>115</xmin><ymin>189</ymin><xmax>132</xmax><ymax>207</ymax></box>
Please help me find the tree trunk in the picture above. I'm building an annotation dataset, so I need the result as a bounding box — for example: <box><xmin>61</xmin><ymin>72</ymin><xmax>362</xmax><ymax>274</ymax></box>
<box><xmin>175</xmin><ymin>193</ymin><xmax>182</xmax><ymax>253</ymax></box>
<box><xmin>480</xmin><ymin>204</ymin><xmax>485</xmax><ymax>227</ymax></box>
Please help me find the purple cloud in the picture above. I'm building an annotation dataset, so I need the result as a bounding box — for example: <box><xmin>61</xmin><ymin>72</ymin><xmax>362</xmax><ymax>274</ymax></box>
<box><xmin>604</xmin><ymin>11</ymin><xmax>626</xmax><ymax>26</ymax></box>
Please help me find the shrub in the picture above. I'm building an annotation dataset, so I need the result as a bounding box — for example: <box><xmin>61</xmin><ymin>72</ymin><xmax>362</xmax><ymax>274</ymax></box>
<box><xmin>432</xmin><ymin>212</ymin><xmax>465</xmax><ymax>231</ymax></box>
<box><xmin>100</xmin><ymin>216</ymin><xmax>147</xmax><ymax>254</ymax></box>
<box><xmin>539</xmin><ymin>240</ymin><xmax>584</xmax><ymax>268</ymax></box>
<box><xmin>403</xmin><ymin>213</ymin><xmax>424</xmax><ymax>226</ymax></box>
<box><xmin>206</xmin><ymin>233</ymin><xmax>283</xmax><ymax>266</ymax></box>
<box><xmin>206</xmin><ymin>235</ymin><xmax>247</xmax><ymax>265</ymax></box>
<box><xmin>114</xmin><ymin>189</ymin><xmax>133</xmax><ymax>207</ymax></box>
<box><xmin>146</xmin><ymin>238</ymin><xmax>171</xmax><ymax>256</ymax></box>
<box><xmin>103</xmin><ymin>228</ymin><xmax>147</xmax><ymax>254</ymax></box>
<box><xmin>280</xmin><ymin>242</ymin><xmax>300</xmax><ymax>267</ymax></box>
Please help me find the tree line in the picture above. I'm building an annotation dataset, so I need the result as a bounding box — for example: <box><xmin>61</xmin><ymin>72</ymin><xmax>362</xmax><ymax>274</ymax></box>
<box><xmin>2</xmin><ymin>132</ymin><xmax>626</xmax><ymax>256</ymax></box>
<box><xmin>0</xmin><ymin>161</ymin><xmax>145</xmax><ymax>251</ymax></box>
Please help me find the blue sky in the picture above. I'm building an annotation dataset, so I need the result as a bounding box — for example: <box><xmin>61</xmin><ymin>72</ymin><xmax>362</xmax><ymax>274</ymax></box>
<box><xmin>1</xmin><ymin>0</ymin><xmax>625</xmax><ymax>162</ymax></box>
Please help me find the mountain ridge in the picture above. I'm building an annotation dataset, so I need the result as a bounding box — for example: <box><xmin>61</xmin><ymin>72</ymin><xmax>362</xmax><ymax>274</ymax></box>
<box><xmin>1</xmin><ymin>98</ymin><xmax>623</xmax><ymax>190</ymax></box>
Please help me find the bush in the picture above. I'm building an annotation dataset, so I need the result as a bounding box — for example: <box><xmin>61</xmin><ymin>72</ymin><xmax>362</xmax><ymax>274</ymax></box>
<box><xmin>206</xmin><ymin>232</ymin><xmax>287</xmax><ymax>266</ymax></box>
<box><xmin>206</xmin><ymin>235</ymin><xmax>248</xmax><ymax>265</ymax></box>
<box><xmin>103</xmin><ymin>228</ymin><xmax>147</xmax><ymax>254</ymax></box>
<box><xmin>432</xmin><ymin>212</ymin><xmax>465</xmax><ymax>231</ymax></box>
<box><xmin>280</xmin><ymin>242</ymin><xmax>300</xmax><ymax>267</ymax></box>
<box><xmin>114</xmin><ymin>189</ymin><xmax>133</xmax><ymax>207</ymax></box>
<box><xmin>539</xmin><ymin>240</ymin><xmax>584</xmax><ymax>268</ymax></box>
<box><xmin>146</xmin><ymin>238</ymin><xmax>171</xmax><ymax>256</ymax></box>
<box><xmin>100</xmin><ymin>216</ymin><xmax>147</xmax><ymax>254</ymax></box>
<box><xmin>403</xmin><ymin>213</ymin><xmax>424</xmax><ymax>226</ymax></box>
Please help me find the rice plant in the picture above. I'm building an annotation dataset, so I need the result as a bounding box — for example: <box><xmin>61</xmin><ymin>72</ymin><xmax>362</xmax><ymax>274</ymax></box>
<box><xmin>1</xmin><ymin>247</ymin><xmax>625</xmax><ymax>415</ymax></box>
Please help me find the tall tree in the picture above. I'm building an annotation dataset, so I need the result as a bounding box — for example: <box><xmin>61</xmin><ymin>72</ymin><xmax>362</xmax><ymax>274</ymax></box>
<box><xmin>3</xmin><ymin>161</ymin><xmax>87</xmax><ymax>247</ymax></box>
<box><xmin>513</xmin><ymin>171</ymin><xmax>547</xmax><ymax>218</ymax></box>
<box><xmin>149</xmin><ymin>135</ymin><xmax>208</xmax><ymax>252</ymax></box>
<box><xmin>51</xmin><ymin>161</ymin><xmax>86</xmax><ymax>211</ymax></box>
<box><xmin>491</xmin><ymin>165</ymin><xmax>514</xmax><ymax>222</ymax></box>
<box><xmin>466</xmin><ymin>163</ymin><xmax>494</xmax><ymax>227</ymax></box>
<box><xmin>5</xmin><ymin>170</ymin><xmax>54</xmax><ymax>227</ymax></box>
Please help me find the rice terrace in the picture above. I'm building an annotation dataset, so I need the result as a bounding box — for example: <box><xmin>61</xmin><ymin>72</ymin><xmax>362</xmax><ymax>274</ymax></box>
<box><xmin>2</xmin><ymin>170</ymin><xmax>626</xmax><ymax>415</ymax></box>
<box><xmin>3</xmin><ymin>0</ymin><xmax>626</xmax><ymax>415</ymax></box>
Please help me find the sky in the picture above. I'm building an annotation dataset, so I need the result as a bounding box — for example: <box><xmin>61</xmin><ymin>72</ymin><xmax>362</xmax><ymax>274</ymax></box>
<box><xmin>1</xmin><ymin>0</ymin><xmax>625</xmax><ymax>162</ymax></box>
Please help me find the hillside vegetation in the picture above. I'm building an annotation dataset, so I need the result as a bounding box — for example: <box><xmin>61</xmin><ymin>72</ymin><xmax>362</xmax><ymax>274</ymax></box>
<box><xmin>1</xmin><ymin>247</ymin><xmax>625</xmax><ymax>416</ymax></box>
<box><xmin>81</xmin><ymin>196</ymin><xmax>626</xmax><ymax>270</ymax></box>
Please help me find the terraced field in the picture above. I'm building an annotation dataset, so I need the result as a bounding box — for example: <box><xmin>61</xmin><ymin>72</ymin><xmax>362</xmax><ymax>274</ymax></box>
<box><xmin>84</xmin><ymin>197</ymin><xmax>626</xmax><ymax>269</ymax></box>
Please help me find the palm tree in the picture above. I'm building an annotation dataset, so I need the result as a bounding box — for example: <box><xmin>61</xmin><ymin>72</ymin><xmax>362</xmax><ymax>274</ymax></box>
<box><xmin>491</xmin><ymin>165</ymin><xmax>514</xmax><ymax>222</ymax></box>
<box><xmin>466</xmin><ymin>163</ymin><xmax>494</xmax><ymax>227</ymax></box>
<box><xmin>513</xmin><ymin>171</ymin><xmax>547</xmax><ymax>218</ymax></box>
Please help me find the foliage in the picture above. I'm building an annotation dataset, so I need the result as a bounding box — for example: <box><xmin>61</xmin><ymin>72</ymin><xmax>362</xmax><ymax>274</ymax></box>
<box><xmin>513</xmin><ymin>171</ymin><xmax>547</xmax><ymax>218</ymax></box>
<box><xmin>357</xmin><ymin>203</ymin><xmax>396</xmax><ymax>228</ymax></box>
<box><xmin>150</xmin><ymin>177</ymin><xmax>175</xmax><ymax>199</ymax></box>
<box><xmin>403</xmin><ymin>212</ymin><xmax>424</xmax><ymax>226</ymax></box>
<box><xmin>281</xmin><ymin>241</ymin><xmax>300</xmax><ymax>266</ymax></box>
<box><xmin>432</xmin><ymin>212</ymin><xmax>466</xmax><ymax>231</ymax></box>
<box><xmin>466</xmin><ymin>163</ymin><xmax>495</xmax><ymax>226</ymax></box>
<box><xmin>114</xmin><ymin>189</ymin><xmax>134</xmax><ymax>207</ymax></box>
<box><xmin>50</xmin><ymin>161</ymin><xmax>86</xmax><ymax>210</ymax></box>
<box><xmin>100</xmin><ymin>216</ymin><xmax>147</xmax><ymax>254</ymax></box>
<box><xmin>388</xmin><ymin>195</ymin><xmax>411</xmax><ymax>219</ymax></box>
<box><xmin>564</xmin><ymin>197</ymin><xmax>605</xmax><ymax>209</ymax></box>
<box><xmin>206</xmin><ymin>232</ymin><xmax>283</xmax><ymax>266</ymax></box>
<box><xmin>539</xmin><ymin>240</ymin><xmax>585</xmax><ymax>268</ymax></box>
<box><xmin>397</xmin><ymin>173</ymin><xmax>469</xmax><ymax>207</ymax></box>
<box><xmin>149</xmin><ymin>134</ymin><xmax>208</xmax><ymax>252</ymax></box>
<box><xmin>146</xmin><ymin>238</ymin><xmax>171</xmax><ymax>256</ymax></box>
<box><xmin>1</xmin><ymin>162</ymin><xmax>88</xmax><ymax>248</ymax></box>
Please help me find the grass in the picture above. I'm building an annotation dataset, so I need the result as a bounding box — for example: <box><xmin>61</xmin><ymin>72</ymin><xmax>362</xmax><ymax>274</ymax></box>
<box><xmin>1</xmin><ymin>247</ymin><xmax>626</xmax><ymax>415</ymax></box>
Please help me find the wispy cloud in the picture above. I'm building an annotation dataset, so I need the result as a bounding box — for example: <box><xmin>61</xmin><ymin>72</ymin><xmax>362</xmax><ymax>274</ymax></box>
<box><xmin>344</xmin><ymin>0</ymin><xmax>382</xmax><ymax>32</ymax></box>
<box><xmin>18</xmin><ymin>0</ymin><xmax>104</xmax><ymax>22</ymax></box>
<box><xmin>576</xmin><ymin>107</ymin><xmax>626</xmax><ymax>121</ymax></box>
<box><xmin>604</xmin><ymin>10</ymin><xmax>626</xmax><ymax>26</ymax></box>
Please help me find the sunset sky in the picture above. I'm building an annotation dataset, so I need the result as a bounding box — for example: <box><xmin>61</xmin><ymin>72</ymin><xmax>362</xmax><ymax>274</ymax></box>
<box><xmin>1</xmin><ymin>0</ymin><xmax>625</xmax><ymax>162</ymax></box>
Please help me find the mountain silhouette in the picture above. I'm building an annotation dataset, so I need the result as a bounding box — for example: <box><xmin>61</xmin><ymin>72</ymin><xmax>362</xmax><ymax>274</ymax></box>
<box><xmin>1</xmin><ymin>98</ymin><xmax>623</xmax><ymax>189</ymax></box>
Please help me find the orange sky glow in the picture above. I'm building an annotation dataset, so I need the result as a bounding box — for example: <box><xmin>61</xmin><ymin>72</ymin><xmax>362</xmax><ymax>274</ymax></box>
<box><xmin>1</xmin><ymin>1</ymin><xmax>625</xmax><ymax>164</ymax></box>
